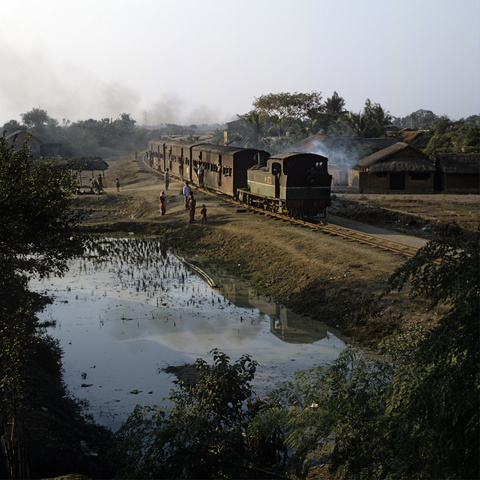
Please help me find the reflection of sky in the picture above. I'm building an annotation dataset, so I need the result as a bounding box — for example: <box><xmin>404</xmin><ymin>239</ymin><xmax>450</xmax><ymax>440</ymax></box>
<box><xmin>32</xmin><ymin>246</ymin><xmax>346</xmax><ymax>431</ymax></box>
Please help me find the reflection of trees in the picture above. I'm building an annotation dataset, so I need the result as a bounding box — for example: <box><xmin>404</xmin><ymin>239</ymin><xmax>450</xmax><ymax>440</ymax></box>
<box><xmin>220</xmin><ymin>283</ymin><xmax>328</xmax><ymax>344</ymax></box>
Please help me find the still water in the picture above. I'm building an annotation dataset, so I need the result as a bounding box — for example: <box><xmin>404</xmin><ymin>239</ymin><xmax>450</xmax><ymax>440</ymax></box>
<box><xmin>32</xmin><ymin>239</ymin><xmax>347</xmax><ymax>431</ymax></box>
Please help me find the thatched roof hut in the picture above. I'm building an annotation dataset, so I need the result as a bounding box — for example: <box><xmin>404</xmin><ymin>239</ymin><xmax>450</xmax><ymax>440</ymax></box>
<box><xmin>54</xmin><ymin>157</ymin><xmax>109</xmax><ymax>171</ymax></box>
<box><xmin>6</xmin><ymin>130</ymin><xmax>42</xmax><ymax>158</ymax></box>
<box><xmin>435</xmin><ymin>153</ymin><xmax>480</xmax><ymax>174</ymax></box>
<box><xmin>53</xmin><ymin>157</ymin><xmax>109</xmax><ymax>188</ymax></box>
<box><xmin>353</xmin><ymin>142</ymin><xmax>435</xmax><ymax>193</ymax></box>
<box><xmin>356</xmin><ymin>142</ymin><xmax>435</xmax><ymax>173</ymax></box>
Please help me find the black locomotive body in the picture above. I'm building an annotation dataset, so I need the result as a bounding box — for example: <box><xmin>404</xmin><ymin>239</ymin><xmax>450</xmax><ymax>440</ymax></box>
<box><xmin>240</xmin><ymin>152</ymin><xmax>332</xmax><ymax>218</ymax></box>
<box><xmin>148</xmin><ymin>141</ymin><xmax>332</xmax><ymax>218</ymax></box>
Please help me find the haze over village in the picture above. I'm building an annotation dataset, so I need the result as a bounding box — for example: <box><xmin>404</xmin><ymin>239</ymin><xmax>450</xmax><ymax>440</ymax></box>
<box><xmin>1</xmin><ymin>0</ymin><xmax>479</xmax><ymax>126</ymax></box>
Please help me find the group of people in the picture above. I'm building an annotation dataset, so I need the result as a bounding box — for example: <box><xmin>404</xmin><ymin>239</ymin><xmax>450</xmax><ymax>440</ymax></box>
<box><xmin>158</xmin><ymin>180</ymin><xmax>207</xmax><ymax>225</ymax></box>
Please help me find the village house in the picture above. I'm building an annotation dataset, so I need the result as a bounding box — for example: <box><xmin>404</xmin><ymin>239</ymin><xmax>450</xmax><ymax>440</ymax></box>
<box><xmin>53</xmin><ymin>157</ymin><xmax>109</xmax><ymax>189</ymax></box>
<box><xmin>288</xmin><ymin>135</ymin><xmax>396</xmax><ymax>186</ymax></box>
<box><xmin>6</xmin><ymin>130</ymin><xmax>42</xmax><ymax>158</ymax></box>
<box><xmin>434</xmin><ymin>153</ymin><xmax>480</xmax><ymax>192</ymax></box>
<box><xmin>223</xmin><ymin>119</ymin><xmax>246</xmax><ymax>145</ymax></box>
<box><xmin>350</xmin><ymin>142</ymin><xmax>435</xmax><ymax>193</ymax></box>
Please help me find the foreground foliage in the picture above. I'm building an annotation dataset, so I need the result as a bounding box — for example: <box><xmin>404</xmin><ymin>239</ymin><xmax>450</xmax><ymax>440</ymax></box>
<box><xmin>253</xmin><ymin>228</ymin><xmax>479</xmax><ymax>479</ymax></box>
<box><xmin>0</xmin><ymin>133</ymin><xmax>98</xmax><ymax>478</ymax></box>
<box><xmin>110</xmin><ymin>349</ymin><xmax>259</xmax><ymax>479</ymax></box>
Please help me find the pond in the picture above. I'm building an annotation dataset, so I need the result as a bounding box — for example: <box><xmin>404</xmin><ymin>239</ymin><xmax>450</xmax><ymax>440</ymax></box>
<box><xmin>32</xmin><ymin>238</ymin><xmax>348</xmax><ymax>431</ymax></box>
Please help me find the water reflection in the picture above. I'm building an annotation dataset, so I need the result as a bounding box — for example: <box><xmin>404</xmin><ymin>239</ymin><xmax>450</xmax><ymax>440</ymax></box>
<box><xmin>32</xmin><ymin>238</ymin><xmax>346</xmax><ymax>431</ymax></box>
<box><xmin>219</xmin><ymin>283</ymin><xmax>328</xmax><ymax>344</ymax></box>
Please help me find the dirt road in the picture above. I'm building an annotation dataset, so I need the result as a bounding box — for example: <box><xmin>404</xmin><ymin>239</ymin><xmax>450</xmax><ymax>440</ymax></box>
<box><xmin>73</xmin><ymin>153</ymin><xmax>475</xmax><ymax>347</ymax></box>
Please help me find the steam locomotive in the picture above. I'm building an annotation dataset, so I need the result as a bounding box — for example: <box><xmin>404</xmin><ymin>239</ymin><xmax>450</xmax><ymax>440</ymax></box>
<box><xmin>148</xmin><ymin>140</ymin><xmax>332</xmax><ymax>218</ymax></box>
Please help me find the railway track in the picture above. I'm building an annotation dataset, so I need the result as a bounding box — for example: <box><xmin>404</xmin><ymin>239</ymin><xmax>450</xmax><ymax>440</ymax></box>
<box><xmin>143</xmin><ymin>159</ymin><xmax>424</xmax><ymax>260</ymax></box>
<box><xmin>234</xmin><ymin>202</ymin><xmax>423</xmax><ymax>259</ymax></box>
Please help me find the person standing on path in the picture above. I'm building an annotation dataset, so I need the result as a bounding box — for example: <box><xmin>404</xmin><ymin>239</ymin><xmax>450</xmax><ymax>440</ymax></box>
<box><xmin>201</xmin><ymin>205</ymin><xmax>207</xmax><ymax>225</ymax></box>
<box><xmin>183</xmin><ymin>182</ymin><xmax>191</xmax><ymax>209</ymax></box>
<box><xmin>159</xmin><ymin>191</ymin><xmax>166</xmax><ymax>215</ymax></box>
<box><xmin>189</xmin><ymin>193</ymin><xmax>196</xmax><ymax>223</ymax></box>
<box><xmin>91</xmin><ymin>177</ymin><xmax>100</xmax><ymax>194</ymax></box>
<box><xmin>116</xmin><ymin>178</ymin><xmax>120</xmax><ymax>192</ymax></box>
<box><xmin>164</xmin><ymin>168</ymin><xmax>170</xmax><ymax>190</ymax></box>
<box><xmin>97</xmin><ymin>174</ymin><xmax>103</xmax><ymax>192</ymax></box>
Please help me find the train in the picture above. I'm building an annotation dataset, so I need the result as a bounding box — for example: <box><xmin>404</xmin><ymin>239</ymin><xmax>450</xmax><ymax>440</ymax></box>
<box><xmin>148</xmin><ymin>140</ymin><xmax>332</xmax><ymax>218</ymax></box>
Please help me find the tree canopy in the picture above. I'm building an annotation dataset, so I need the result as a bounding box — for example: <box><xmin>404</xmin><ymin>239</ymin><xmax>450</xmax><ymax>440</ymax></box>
<box><xmin>0</xmin><ymin>132</ymin><xmax>87</xmax><ymax>433</ymax></box>
<box><xmin>110</xmin><ymin>349</ymin><xmax>259</xmax><ymax>479</ymax></box>
<box><xmin>252</xmin><ymin>228</ymin><xmax>479</xmax><ymax>479</ymax></box>
<box><xmin>252</xmin><ymin>91</ymin><xmax>324</xmax><ymax>137</ymax></box>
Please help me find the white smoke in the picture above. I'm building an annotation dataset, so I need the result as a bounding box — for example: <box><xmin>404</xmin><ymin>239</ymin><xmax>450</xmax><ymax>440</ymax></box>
<box><xmin>297</xmin><ymin>137</ymin><xmax>361</xmax><ymax>170</ymax></box>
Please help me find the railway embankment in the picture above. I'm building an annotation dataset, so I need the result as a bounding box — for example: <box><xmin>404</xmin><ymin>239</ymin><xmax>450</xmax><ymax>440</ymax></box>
<box><xmin>78</xmin><ymin>204</ymin><xmax>438</xmax><ymax>348</ymax></box>
<box><xmin>73</xmin><ymin>152</ymin><xmax>478</xmax><ymax>347</ymax></box>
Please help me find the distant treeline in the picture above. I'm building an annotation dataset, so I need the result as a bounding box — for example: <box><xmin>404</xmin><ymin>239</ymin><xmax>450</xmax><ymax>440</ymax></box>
<box><xmin>2</xmin><ymin>97</ymin><xmax>480</xmax><ymax>158</ymax></box>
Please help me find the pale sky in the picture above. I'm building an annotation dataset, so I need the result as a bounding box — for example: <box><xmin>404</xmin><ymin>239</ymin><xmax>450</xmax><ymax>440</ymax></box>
<box><xmin>1</xmin><ymin>0</ymin><xmax>479</xmax><ymax>126</ymax></box>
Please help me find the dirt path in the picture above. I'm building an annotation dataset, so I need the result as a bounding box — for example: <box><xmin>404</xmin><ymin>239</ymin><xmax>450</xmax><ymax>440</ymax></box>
<box><xmin>73</xmin><ymin>153</ymin><xmax>470</xmax><ymax>347</ymax></box>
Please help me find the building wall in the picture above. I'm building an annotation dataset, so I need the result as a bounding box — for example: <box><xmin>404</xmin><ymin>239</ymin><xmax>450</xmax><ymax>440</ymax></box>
<box><xmin>7</xmin><ymin>131</ymin><xmax>42</xmax><ymax>158</ymax></box>
<box><xmin>358</xmin><ymin>172</ymin><xmax>389</xmax><ymax>192</ymax></box>
<box><xmin>358</xmin><ymin>172</ymin><xmax>434</xmax><ymax>193</ymax></box>
<box><xmin>404</xmin><ymin>173</ymin><xmax>434</xmax><ymax>192</ymax></box>
<box><xmin>443</xmin><ymin>174</ymin><xmax>480</xmax><ymax>192</ymax></box>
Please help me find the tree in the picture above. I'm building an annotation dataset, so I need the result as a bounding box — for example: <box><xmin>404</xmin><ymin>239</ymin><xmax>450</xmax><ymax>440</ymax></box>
<box><xmin>110</xmin><ymin>349</ymin><xmax>258</xmax><ymax>479</ymax></box>
<box><xmin>236</xmin><ymin>111</ymin><xmax>269</xmax><ymax>150</ymax></box>
<box><xmin>21</xmin><ymin>108</ymin><xmax>50</xmax><ymax>129</ymax></box>
<box><xmin>324</xmin><ymin>91</ymin><xmax>346</xmax><ymax>115</ymax></box>
<box><xmin>252</xmin><ymin>347</ymin><xmax>393</xmax><ymax>479</ymax></box>
<box><xmin>393</xmin><ymin>109</ymin><xmax>438</xmax><ymax>129</ymax></box>
<box><xmin>424</xmin><ymin>116</ymin><xmax>480</xmax><ymax>155</ymax></box>
<box><xmin>253</xmin><ymin>228</ymin><xmax>479</xmax><ymax>479</ymax></box>
<box><xmin>309</xmin><ymin>91</ymin><xmax>347</xmax><ymax>135</ymax></box>
<box><xmin>0</xmin><ymin>133</ymin><xmax>88</xmax><ymax>476</ymax></box>
<box><xmin>339</xmin><ymin>99</ymin><xmax>391</xmax><ymax>138</ymax></box>
<box><xmin>0</xmin><ymin>132</ymin><xmax>87</xmax><ymax>415</ymax></box>
<box><xmin>253</xmin><ymin>91</ymin><xmax>324</xmax><ymax>137</ymax></box>
<box><xmin>2</xmin><ymin>119</ymin><xmax>24</xmax><ymax>134</ymax></box>
<box><xmin>383</xmin><ymin>227</ymin><xmax>479</xmax><ymax>480</ymax></box>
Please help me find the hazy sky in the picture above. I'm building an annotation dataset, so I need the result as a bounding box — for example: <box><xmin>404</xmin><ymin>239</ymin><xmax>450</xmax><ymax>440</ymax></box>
<box><xmin>1</xmin><ymin>0</ymin><xmax>479</xmax><ymax>126</ymax></box>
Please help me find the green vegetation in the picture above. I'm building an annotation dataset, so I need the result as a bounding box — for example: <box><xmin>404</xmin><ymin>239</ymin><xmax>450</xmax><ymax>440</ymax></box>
<box><xmin>106</xmin><ymin>228</ymin><xmax>478</xmax><ymax>479</ymax></box>
<box><xmin>3</xmin><ymin>101</ymin><xmax>479</xmax><ymax>158</ymax></box>
<box><xmin>228</xmin><ymin>93</ymin><xmax>479</xmax><ymax>155</ymax></box>
<box><xmin>109</xmin><ymin>349</ymin><xmax>259</xmax><ymax>479</ymax></box>
<box><xmin>0</xmin><ymin>134</ymin><xmax>113</xmax><ymax>478</ymax></box>
<box><xmin>252</xmin><ymin>228</ymin><xmax>479</xmax><ymax>479</ymax></box>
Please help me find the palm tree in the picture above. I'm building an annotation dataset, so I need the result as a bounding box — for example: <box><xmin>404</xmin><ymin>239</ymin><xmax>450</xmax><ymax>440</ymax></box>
<box><xmin>237</xmin><ymin>111</ymin><xmax>268</xmax><ymax>150</ymax></box>
<box><xmin>324</xmin><ymin>91</ymin><xmax>346</xmax><ymax>115</ymax></box>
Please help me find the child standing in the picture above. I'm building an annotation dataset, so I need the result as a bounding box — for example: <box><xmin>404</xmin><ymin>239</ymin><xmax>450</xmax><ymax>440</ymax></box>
<box><xmin>201</xmin><ymin>205</ymin><xmax>207</xmax><ymax>225</ymax></box>
<box><xmin>159</xmin><ymin>191</ymin><xmax>166</xmax><ymax>215</ymax></box>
